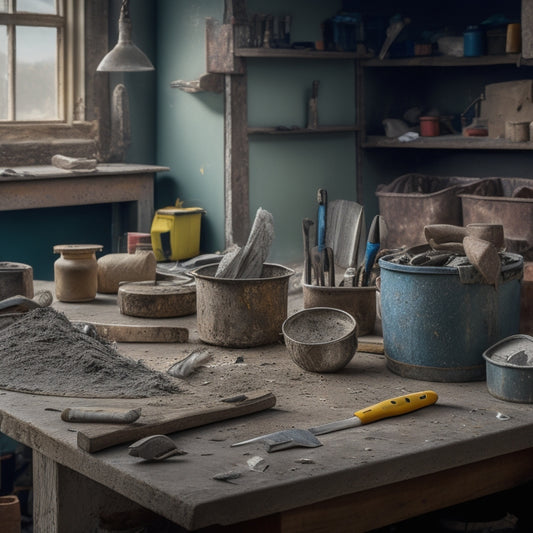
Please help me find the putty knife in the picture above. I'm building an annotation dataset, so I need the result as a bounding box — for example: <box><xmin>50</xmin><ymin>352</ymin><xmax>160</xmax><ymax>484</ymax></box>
<box><xmin>232</xmin><ymin>390</ymin><xmax>438</xmax><ymax>452</ymax></box>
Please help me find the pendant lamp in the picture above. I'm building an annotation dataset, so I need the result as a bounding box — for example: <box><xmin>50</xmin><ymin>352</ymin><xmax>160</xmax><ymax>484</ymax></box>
<box><xmin>97</xmin><ymin>0</ymin><xmax>154</xmax><ymax>72</ymax></box>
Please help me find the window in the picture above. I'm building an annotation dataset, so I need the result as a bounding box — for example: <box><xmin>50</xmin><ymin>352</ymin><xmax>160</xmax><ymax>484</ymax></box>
<box><xmin>0</xmin><ymin>0</ymin><xmax>84</xmax><ymax>123</ymax></box>
<box><xmin>0</xmin><ymin>0</ymin><xmax>109</xmax><ymax>166</ymax></box>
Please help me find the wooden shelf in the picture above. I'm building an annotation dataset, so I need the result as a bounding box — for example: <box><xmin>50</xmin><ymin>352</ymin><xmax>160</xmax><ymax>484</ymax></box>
<box><xmin>363</xmin><ymin>134</ymin><xmax>533</xmax><ymax>150</ymax></box>
<box><xmin>235</xmin><ymin>48</ymin><xmax>370</xmax><ymax>60</ymax></box>
<box><xmin>248</xmin><ymin>125</ymin><xmax>359</xmax><ymax>135</ymax></box>
<box><xmin>363</xmin><ymin>53</ymin><xmax>527</xmax><ymax>68</ymax></box>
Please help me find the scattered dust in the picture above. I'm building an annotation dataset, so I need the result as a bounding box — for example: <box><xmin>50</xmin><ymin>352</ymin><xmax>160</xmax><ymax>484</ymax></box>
<box><xmin>0</xmin><ymin>307</ymin><xmax>182</xmax><ymax>398</ymax></box>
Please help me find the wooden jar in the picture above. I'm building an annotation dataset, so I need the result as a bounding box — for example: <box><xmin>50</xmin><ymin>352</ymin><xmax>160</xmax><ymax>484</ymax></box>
<box><xmin>53</xmin><ymin>244</ymin><xmax>103</xmax><ymax>302</ymax></box>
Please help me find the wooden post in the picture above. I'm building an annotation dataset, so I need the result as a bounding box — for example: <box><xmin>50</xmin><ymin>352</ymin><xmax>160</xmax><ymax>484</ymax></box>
<box><xmin>222</xmin><ymin>0</ymin><xmax>250</xmax><ymax>247</ymax></box>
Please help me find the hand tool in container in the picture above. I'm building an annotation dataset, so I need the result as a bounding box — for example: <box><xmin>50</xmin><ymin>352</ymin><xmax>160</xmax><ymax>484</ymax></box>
<box><xmin>232</xmin><ymin>390</ymin><xmax>438</xmax><ymax>452</ymax></box>
<box><xmin>311</xmin><ymin>189</ymin><xmax>334</xmax><ymax>286</ymax></box>
<box><xmin>361</xmin><ymin>215</ymin><xmax>382</xmax><ymax>286</ymax></box>
<box><xmin>302</xmin><ymin>218</ymin><xmax>314</xmax><ymax>285</ymax></box>
<box><xmin>73</xmin><ymin>390</ymin><xmax>276</xmax><ymax>453</ymax></box>
<box><xmin>326</xmin><ymin>199</ymin><xmax>365</xmax><ymax>286</ymax></box>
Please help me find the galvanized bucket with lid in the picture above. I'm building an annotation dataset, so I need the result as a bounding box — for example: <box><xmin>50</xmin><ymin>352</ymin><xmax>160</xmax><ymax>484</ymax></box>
<box><xmin>379</xmin><ymin>252</ymin><xmax>523</xmax><ymax>382</ymax></box>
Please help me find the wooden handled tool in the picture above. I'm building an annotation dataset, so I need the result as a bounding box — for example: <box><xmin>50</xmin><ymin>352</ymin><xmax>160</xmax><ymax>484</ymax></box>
<box><xmin>72</xmin><ymin>390</ymin><xmax>276</xmax><ymax>453</ymax></box>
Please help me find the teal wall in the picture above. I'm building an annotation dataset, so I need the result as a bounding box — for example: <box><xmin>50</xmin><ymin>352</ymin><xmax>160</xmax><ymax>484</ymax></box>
<box><xmin>0</xmin><ymin>1</ymin><xmax>357</xmax><ymax>279</ymax></box>
<box><xmin>155</xmin><ymin>0</ymin><xmax>356</xmax><ymax>264</ymax></box>
<box><xmin>155</xmin><ymin>0</ymin><xmax>225</xmax><ymax>255</ymax></box>
<box><xmin>0</xmin><ymin>0</ymin><xmax>158</xmax><ymax>281</ymax></box>
<box><xmin>246</xmin><ymin>0</ymin><xmax>357</xmax><ymax>263</ymax></box>
<box><xmin>10</xmin><ymin>1</ymin><xmax>529</xmax><ymax>280</ymax></box>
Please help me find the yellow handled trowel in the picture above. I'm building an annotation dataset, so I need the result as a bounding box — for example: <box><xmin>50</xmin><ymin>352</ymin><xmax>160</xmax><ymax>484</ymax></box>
<box><xmin>232</xmin><ymin>390</ymin><xmax>438</xmax><ymax>452</ymax></box>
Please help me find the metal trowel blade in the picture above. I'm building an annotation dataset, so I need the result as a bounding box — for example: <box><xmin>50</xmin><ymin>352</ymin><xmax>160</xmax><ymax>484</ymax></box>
<box><xmin>233</xmin><ymin>428</ymin><xmax>322</xmax><ymax>453</ymax></box>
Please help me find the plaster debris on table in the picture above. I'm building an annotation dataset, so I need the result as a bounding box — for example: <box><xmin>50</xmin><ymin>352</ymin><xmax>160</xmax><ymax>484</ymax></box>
<box><xmin>0</xmin><ymin>307</ymin><xmax>182</xmax><ymax>398</ymax></box>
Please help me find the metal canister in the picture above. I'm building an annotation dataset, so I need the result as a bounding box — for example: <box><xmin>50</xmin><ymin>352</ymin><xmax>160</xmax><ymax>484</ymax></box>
<box><xmin>464</xmin><ymin>25</ymin><xmax>484</xmax><ymax>57</ymax></box>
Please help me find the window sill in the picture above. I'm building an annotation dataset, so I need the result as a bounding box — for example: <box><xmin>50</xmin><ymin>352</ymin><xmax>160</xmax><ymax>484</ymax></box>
<box><xmin>0</xmin><ymin>122</ymin><xmax>98</xmax><ymax>166</ymax></box>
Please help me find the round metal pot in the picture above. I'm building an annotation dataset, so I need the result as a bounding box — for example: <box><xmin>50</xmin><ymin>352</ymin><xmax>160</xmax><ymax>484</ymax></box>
<box><xmin>193</xmin><ymin>263</ymin><xmax>294</xmax><ymax>348</ymax></box>
<box><xmin>483</xmin><ymin>334</ymin><xmax>533</xmax><ymax>403</ymax></box>
<box><xmin>282</xmin><ymin>307</ymin><xmax>357</xmax><ymax>373</ymax></box>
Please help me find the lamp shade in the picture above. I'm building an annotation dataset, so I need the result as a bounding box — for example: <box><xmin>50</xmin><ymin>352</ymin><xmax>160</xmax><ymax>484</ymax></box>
<box><xmin>97</xmin><ymin>3</ymin><xmax>154</xmax><ymax>72</ymax></box>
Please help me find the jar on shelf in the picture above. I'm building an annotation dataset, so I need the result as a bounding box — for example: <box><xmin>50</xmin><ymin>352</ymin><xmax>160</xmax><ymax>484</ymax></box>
<box><xmin>464</xmin><ymin>25</ymin><xmax>484</xmax><ymax>57</ymax></box>
<box><xmin>53</xmin><ymin>244</ymin><xmax>103</xmax><ymax>302</ymax></box>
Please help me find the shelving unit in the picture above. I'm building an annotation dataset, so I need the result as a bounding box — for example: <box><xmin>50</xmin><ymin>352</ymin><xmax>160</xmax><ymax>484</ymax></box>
<box><xmin>235</xmin><ymin>48</ymin><xmax>361</xmax><ymax>59</ymax></box>
<box><xmin>363</xmin><ymin>134</ymin><xmax>533</xmax><ymax>150</ymax></box>
<box><xmin>205</xmin><ymin>0</ymin><xmax>532</xmax><ymax>246</ymax></box>
<box><xmin>360</xmin><ymin>52</ymin><xmax>533</xmax><ymax>152</ymax></box>
<box><xmin>205</xmin><ymin>4</ymin><xmax>367</xmax><ymax>246</ymax></box>
<box><xmin>249</xmin><ymin>125</ymin><xmax>360</xmax><ymax>135</ymax></box>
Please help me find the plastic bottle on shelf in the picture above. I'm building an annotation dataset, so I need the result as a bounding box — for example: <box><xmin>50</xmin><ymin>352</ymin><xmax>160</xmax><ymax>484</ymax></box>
<box><xmin>464</xmin><ymin>25</ymin><xmax>484</xmax><ymax>57</ymax></box>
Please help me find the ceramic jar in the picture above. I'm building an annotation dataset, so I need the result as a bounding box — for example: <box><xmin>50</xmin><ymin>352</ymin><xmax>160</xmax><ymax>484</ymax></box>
<box><xmin>419</xmin><ymin>116</ymin><xmax>440</xmax><ymax>137</ymax></box>
<box><xmin>53</xmin><ymin>244</ymin><xmax>103</xmax><ymax>302</ymax></box>
<box><xmin>0</xmin><ymin>495</ymin><xmax>21</xmax><ymax>533</ymax></box>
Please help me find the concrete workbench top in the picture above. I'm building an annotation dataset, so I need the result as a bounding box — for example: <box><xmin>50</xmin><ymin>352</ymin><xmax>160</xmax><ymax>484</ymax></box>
<box><xmin>0</xmin><ymin>278</ymin><xmax>532</xmax><ymax>531</ymax></box>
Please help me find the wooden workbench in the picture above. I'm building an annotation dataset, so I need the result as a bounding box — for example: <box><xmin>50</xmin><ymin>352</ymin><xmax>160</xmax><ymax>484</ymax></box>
<box><xmin>0</xmin><ymin>279</ymin><xmax>532</xmax><ymax>532</ymax></box>
<box><xmin>0</xmin><ymin>164</ymin><xmax>169</xmax><ymax>249</ymax></box>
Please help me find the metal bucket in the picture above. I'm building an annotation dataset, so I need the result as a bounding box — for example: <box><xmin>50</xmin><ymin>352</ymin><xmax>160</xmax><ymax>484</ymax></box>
<box><xmin>193</xmin><ymin>263</ymin><xmax>294</xmax><ymax>348</ymax></box>
<box><xmin>379</xmin><ymin>253</ymin><xmax>523</xmax><ymax>382</ymax></box>
<box><xmin>483</xmin><ymin>334</ymin><xmax>533</xmax><ymax>403</ymax></box>
<box><xmin>302</xmin><ymin>283</ymin><xmax>376</xmax><ymax>336</ymax></box>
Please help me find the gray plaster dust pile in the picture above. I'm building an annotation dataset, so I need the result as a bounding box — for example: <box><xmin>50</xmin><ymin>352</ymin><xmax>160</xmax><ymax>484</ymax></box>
<box><xmin>0</xmin><ymin>307</ymin><xmax>181</xmax><ymax>397</ymax></box>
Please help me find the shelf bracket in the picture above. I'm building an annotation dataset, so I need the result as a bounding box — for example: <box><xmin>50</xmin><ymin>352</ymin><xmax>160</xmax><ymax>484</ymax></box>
<box><xmin>170</xmin><ymin>73</ymin><xmax>224</xmax><ymax>93</ymax></box>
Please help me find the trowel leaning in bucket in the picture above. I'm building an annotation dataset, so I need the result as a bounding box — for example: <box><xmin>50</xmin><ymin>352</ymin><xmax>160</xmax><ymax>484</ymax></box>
<box><xmin>232</xmin><ymin>391</ymin><xmax>438</xmax><ymax>452</ymax></box>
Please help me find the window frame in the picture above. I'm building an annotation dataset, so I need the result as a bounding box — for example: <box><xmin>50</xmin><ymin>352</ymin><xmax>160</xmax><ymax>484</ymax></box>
<box><xmin>0</xmin><ymin>0</ymin><xmax>110</xmax><ymax>166</ymax></box>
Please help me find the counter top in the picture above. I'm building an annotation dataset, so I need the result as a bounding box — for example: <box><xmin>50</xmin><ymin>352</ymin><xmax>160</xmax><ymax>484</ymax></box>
<box><xmin>0</xmin><ymin>278</ymin><xmax>531</xmax><ymax>531</ymax></box>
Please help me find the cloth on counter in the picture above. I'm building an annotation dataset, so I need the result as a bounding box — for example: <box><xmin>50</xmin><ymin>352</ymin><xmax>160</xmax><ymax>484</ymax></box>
<box><xmin>51</xmin><ymin>154</ymin><xmax>98</xmax><ymax>172</ymax></box>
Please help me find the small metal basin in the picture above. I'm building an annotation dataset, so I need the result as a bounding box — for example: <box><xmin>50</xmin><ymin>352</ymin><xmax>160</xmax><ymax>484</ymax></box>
<box><xmin>482</xmin><ymin>334</ymin><xmax>533</xmax><ymax>403</ymax></box>
<box><xmin>282</xmin><ymin>307</ymin><xmax>357</xmax><ymax>373</ymax></box>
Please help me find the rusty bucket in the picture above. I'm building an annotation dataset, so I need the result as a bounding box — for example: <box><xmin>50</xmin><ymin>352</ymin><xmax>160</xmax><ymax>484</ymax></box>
<box><xmin>192</xmin><ymin>263</ymin><xmax>294</xmax><ymax>348</ymax></box>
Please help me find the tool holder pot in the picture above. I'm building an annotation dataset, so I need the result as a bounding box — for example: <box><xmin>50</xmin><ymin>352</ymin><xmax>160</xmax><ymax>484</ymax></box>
<box><xmin>379</xmin><ymin>253</ymin><xmax>523</xmax><ymax>382</ymax></box>
<box><xmin>302</xmin><ymin>283</ymin><xmax>376</xmax><ymax>336</ymax></box>
<box><xmin>193</xmin><ymin>263</ymin><xmax>294</xmax><ymax>348</ymax></box>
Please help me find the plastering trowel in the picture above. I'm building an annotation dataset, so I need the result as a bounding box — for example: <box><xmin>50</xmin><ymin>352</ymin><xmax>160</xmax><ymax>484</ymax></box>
<box><xmin>232</xmin><ymin>390</ymin><xmax>438</xmax><ymax>452</ymax></box>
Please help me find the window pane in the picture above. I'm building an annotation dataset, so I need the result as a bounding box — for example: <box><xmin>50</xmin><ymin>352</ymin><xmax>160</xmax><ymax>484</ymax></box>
<box><xmin>16</xmin><ymin>26</ymin><xmax>57</xmax><ymax>120</ymax></box>
<box><xmin>17</xmin><ymin>0</ymin><xmax>56</xmax><ymax>14</ymax></box>
<box><xmin>0</xmin><ymin>1</ymin><xmax>8</xmax><ymax>13</ymax></box>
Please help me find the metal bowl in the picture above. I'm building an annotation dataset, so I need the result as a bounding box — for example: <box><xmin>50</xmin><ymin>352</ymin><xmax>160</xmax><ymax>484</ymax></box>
<box><xmin>282</xmin><ymin>307</ymin><xmax>357</xmax><ymax>373</ymax></box>
<box><xmin>482</xmin><ymin>334</ymin><xmax>533</xmax><ymax>403</ymax></box>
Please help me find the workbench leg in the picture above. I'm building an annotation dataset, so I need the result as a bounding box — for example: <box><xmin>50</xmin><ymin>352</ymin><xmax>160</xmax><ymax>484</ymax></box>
<box><xmin>32</xmin><ymin>451</ymin><xmax>161</xmax><ymax>533</ymax></box>
<box><xmin>33</xmin><ymin>450</ymin><xmax>59</xmax><ymax>532</ymax></box>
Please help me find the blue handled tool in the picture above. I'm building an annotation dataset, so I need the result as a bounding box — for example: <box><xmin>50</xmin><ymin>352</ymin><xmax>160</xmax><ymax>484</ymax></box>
<box><xmin>310</xmin><ymin>189</ymin><xmax>334</xmax><ymax>286</ymax></box>
<box><xmin>362</xmin><ymin>215</ymin><xmax>381</xmax><ymax>286</ymax></box>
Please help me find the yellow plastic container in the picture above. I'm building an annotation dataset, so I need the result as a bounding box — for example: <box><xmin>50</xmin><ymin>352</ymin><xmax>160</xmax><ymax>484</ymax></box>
<box><xmin>150</xmin><ymin>206</ymin><xmax>205</xmax><ymax>261</ymax></box>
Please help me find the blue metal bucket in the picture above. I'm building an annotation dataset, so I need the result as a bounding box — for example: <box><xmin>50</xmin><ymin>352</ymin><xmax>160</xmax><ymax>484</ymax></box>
<box><xmin>379</xmin><ymin>253</ymin><xmax>523</xmax><ymax>382</ymax></box>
